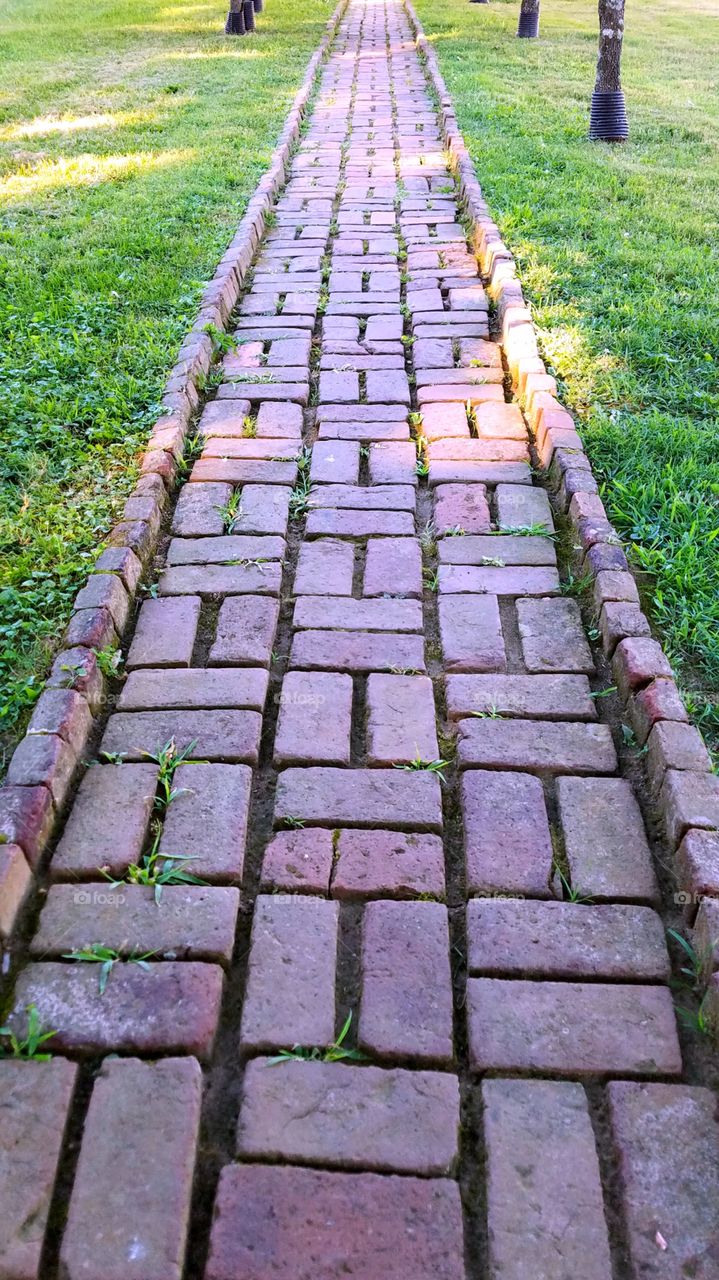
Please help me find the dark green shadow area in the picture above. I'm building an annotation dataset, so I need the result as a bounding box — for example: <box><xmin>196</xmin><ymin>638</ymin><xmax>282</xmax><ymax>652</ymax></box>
<box><xmin>413</xmin><ymin>0</ymin><xmax>719</xmax><ymax>743</ymax></box>
<box><xmin>0</xmin><ymin>0</ymin><xmax>334</xmax><ymax>757</ymax></box>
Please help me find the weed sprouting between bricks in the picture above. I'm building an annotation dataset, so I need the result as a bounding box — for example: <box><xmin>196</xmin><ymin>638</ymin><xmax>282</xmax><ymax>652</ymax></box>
<box><xmin>0</xmin><ymin>1004</ymin><xmax>57</xmax><ymax>1060</ymax></box>
<box><xmin>267</xmin><ymin>1011</ymin><xmax>364</xmax><ymax>1066</ymax></box>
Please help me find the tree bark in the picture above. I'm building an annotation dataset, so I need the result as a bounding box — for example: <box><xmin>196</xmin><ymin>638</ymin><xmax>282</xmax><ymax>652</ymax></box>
<box><xmin>517</xmin><ymin>0</ymin><xmax>540</xmax><ymax>37</ymax></box>
<box><xmin>594</xmin><ymin>0</ymin><xmax>625</xmax><ymax>92</ymax></box>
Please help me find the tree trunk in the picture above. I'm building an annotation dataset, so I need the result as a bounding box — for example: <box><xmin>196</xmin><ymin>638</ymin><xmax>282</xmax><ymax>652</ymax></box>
<box><xmin>589</xmin><ymin>0</ymin><xmax>628</xmax><ymax>141</ymax></box>
<box><xmin>225</xmin><ymin>0</ymin><xmax>245</xmax><ymax>35</ymax></box>
<box><xmin>517</xmin><ymin>0</ymin><xmax>540</xmax><ymax>38</ymax></box>
<box><xmin>595</xmin><ymin>0</ymin><xmax>625</xmax><ymax>92</ymax></box>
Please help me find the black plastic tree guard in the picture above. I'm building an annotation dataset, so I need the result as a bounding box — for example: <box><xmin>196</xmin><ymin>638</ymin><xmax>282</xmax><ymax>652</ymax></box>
<box><xmin>589</xmin><ymin>90</ymin><xmax>629</xmax><ymax>141</ymax></box>
<box><xmin>225</xmin><ymin>4</ymin><xmax>245</xmax><ymax>33</ymax></box>
<box><xmin>243</xmin><ymin>0</ymin><xmax>255</xmax><ymax>30</ymax></box>
<box><xmin>517</xmin><ymin>10</ymin><xmax>539</xmax><ymax>36</ymax></box>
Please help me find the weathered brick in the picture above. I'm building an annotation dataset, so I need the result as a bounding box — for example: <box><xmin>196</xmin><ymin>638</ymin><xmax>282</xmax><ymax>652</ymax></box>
<box><xmin>446</xmin><ymin>673</ymin><xmax>595</xmax><ymax>721</ymax></box>
<box><xmin>676</xmin><ymin>829</ymin><xmax>719</xmax><ymax>920</ymax></box>
<box><xmin>158</xmin><ymin>561</ymin><xmax>282</xmax><ymax>597</ymax></box>
<box><xmin>363</xmin><ymin>536</ymin><xmax>423</xmax><ymax>597</ymax></box>
<box><xmin>438</xmin><ymin>563</ymin><xmax>560</xmax><ymax>596</ymax></box>
<box><xmin>557</xmin><ymin>776</ymin><xmax>659</xmax><ymax>903</ymax></box>
<box><xmin>240</xmin><ymin>895</ymin><xmax>339</xmax><ymax>1051</ymax></box>
<box><xmin>438</xmin><ymin>595</ymin><xmax>505</xmax><ymax>672</ymax></box>
<box><xmin>293</xmin><ymin>596</ymin><xmax>422</xmax><ymax>632</ymax></box>
<box><xmin>693</xmin><ymin>897</ymin><xmax>719</xmax><ymax>972</ymax></box>
<box><xmin>166</xmin><ymin>534</ymin><xmax>284</xmax><ymax>565</ymax></box>
<box><xmin>0</xmin><ymin>842</ymin><xmax>32</xmax><ymax>941</ymax></box>
<box><xmin>360</xmin><ymin>900</ymin><xmax>453</xmax><ymax>1064</ymax></box>
<box><xmin>205</xmin><ymin>1165</ymin><xmax>465</xmax><ymax>1280</ymax></box>
<box><xmin>74</xmin><ymin>573</ymin><xmax>130</xmax><ymax>634</ymax></box>
<box><xmin>260</xmin><ymin>827</ymin><xmax>334</xmax><ymax>894</ymax></box>
<box><xmin>119</xmin><ymin>666</ymin><xmax>268</xmax><ymax>711</ymax></box>
<box><xmin>458</xmin><ymin>717</ymin><xmax>616</xmax><ymax>773</ymax></box>
<box><xmin>237</xmin><ymin>1058</ymin><xmax>459</xmax><ymax>1175</ymax></box>
<box><xmin>172</xmin><ymin>481</ymin><xmax>231</xmax><ymax>536</ymax></box>
<box><xmin>290</xmin><ymin>629</ymin><xmax>426</xmax><ymax>673</ymax></box>
<box><xmin>52</xmin><ymin>763</ymin><xmax>158</xmax><ymax>880</ymax></box>
<box><xmin>127</xmin><ymin>596</ymin><xmax>201</xmax><ymax>668</ymax></box>
<box><xmin>599</xmin><ymin>600</ymin><xmax>651</xmax><ymax>655</ymax></box>
<box><xmin>462</xmin><ymin>770</ymin><xmax>553</xmax><ymax>897</ymax></box>
<box><xmin>0</xmin><ymin>1059</ymin><xmax>78</xmax><ymax>1280</ymax></box>
<box><xmin>630</xmin><ymin>677</ymin><xmax>689</xmax><ymax>746</ymax></box>
<box><xmin>310</xmin><ymin>440</ymin><xmax>360</xmax><ymax>484</ymax></box>
<box><xmin>293</xmin><ymin>537</ymin><xmax>355</xmax><ymax>595</ymax></box>
<box><xmin>274</xmin><ymin>671</ymin><xmax>352</xmax><ymax>765</ymax></box>
<box><xmin>467</xmin><ymin>978</ymin><xmax>681</xmax><ymax>1076</ymax></box>
<box><xmin>8</xmin><ymin>962</ymin><xmax>223</xmax><ymax>1060</ymax></box>
<box><xmin>661</xmin><ymin>769</ymin><xmax>719</xmax><ymax>848</ymax></box>
<box><xmin>32</xmin><ymin>884</ymin><xmax>240</xmax><ymax>967</ymax></box>
<box><xmin>332</xmin><ymin>829</ymin><xmax>445</xmax><ymax>900</ymax></box>
<box><xmin>64</xmin><ymin>606</ymin><xmax>117</xmax><ymax>651</ymax></box>
<box><xmin>6</xmin><ymin>732</ymin><xmax>77</xmax><ymax>807</ymax></box>
<box><xmin>61</xmin><ymin>1057</ymin><xmax>202</xmax><ymax>1280</ymax></box>
<box><xmin>517</xmin><ymin>597</ymin><xmax>594</xmax><ymax>674</ymax></box>
<box><xmin>467</xmin><ymin>898</ymin><xmax>669</xmax><ymax>980</ymax></box>
<box><xmin>646</xmin><ymin>720</ymin><xmax>712</xmax><ymax>790</ymax></box>
<box><xmin>209</xmin><ymin>596</ymin><xmax>280</xmax><ymax>666</ymax></box>
<box><xmin>613</xmin><ymin>636</ymin><xmax>674</xmax><ymax>699</ymax></box>
<box><xmin>434</xmin><ymin>483</ymin><xmax>490</xmax><ymax>534</ymax></box>
<box><xmin>101</xmin><ymin>709</ymin><xmax>261</xmax><ymax>764</ymax></box>
<box><xmin>366</xmin><ymin>673</ymin><xmax>438</xmax><ymax>765</ymax></box>
<box><xmin>437</xmin><ymin>532</ymin><xmax>556</xmax><ymax>566</ymax></box>
<box><xmin>26</xmin><ymin>688</ymin><xmax>93</xmax><ymax>755</ymax></box>
<box><xmin>275</xmin><ymin>767</ymin><xmax>442</xmax><ymax>832</ymax></box>
<box><xmin>496</xmin><ymin>483</ymin><xmax>553</xmax><ymax>532</ymax></box>
<box><xmin>306</xmin><ymin>509</ymin><xmax>415</xmax><ymax>537</ymax></box>
<box><xmin>482</xmin><ymin>1079</ymin><xmax>612</xmax><ymax>1280</ymax></box>
<box><xmin>369</xmin><ymin>442</ymin><xmax>418</xmax><ymax>486</ymax></box>
<box><xmin>47</xmin><ymin>646</ymin><xmax>104</xmax><ymax>713</ymax></box>
<box><xmin>608</xmin><ymin>1081</ymin><xmax>719</xmax><ymax>1280</ymax></box>
<box><xmin>308</xmin><ymin>484</ymin><xmax>415</xmax><ymax>513</ymax></box>
<box><xmin>158</xmin><ymin>763</ymin><xmax>252</xmax><ymax>883</ymax></box>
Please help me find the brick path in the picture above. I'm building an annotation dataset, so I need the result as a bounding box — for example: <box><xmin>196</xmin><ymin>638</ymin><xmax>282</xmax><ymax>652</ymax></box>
<box><xmin>2</xmin><ymin>1</ymin><xmax>719</xmax><ymax>1277</ymax></box>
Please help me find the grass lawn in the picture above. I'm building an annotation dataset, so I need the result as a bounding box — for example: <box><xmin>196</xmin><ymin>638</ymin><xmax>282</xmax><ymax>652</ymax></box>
<box><xmin>413</xmin><ymin>0</ymin><xmax>719</xmax><ymax>742</ymax></box>
<box><xmin>0</xmin><ymin>0</ymin><xmax>334</xmax><ymax>763</ymax></box>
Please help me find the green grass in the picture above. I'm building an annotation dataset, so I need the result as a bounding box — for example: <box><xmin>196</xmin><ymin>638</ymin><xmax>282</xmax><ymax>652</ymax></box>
<box><xmin>414</xmin><ymin>0</ymin><xmax>719</xmax><ymax>738</ymax></box>
<box><xmin>0</xmin><ymin>0</ymin><xmax>334</xmax><ymax>763</ymax></box>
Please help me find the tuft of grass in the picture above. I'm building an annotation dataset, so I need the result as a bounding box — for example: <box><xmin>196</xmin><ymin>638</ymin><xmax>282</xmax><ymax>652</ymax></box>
<box><xmin>62</xmin><ymin>943</ymin><xmax>155</xmax><ymax>994</ymax></box>
<box><xmin>267</xmin><ymin>1010</ymin><xmax>364</xmax><ymax>1065</ymax></box>
<box><xmin>0</xmin><ymin>1003</ymin><xmax>57</xmax><ymax>1060</ymax></box>
<box><xmin>215</xmin><ymin>490</ymin><xmax>243</xmax><ymax>534</ymax></box>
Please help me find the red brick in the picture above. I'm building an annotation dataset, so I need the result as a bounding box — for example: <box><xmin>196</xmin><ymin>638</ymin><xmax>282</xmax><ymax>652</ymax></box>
<box><xmin>237</xmin><ymin>1059</ymin><xmax>459</xmax><ymax>1175</ymax></box>
<box><xmin>646</xmin><ymin>720</ymin><xmax>712</xmax><ymax>790</ymax></box>
<box><xmin>26</xmin><ymin>688</ymin><xmax>93</xmax><ymax>755</ymax></box>
<box><xmin>458</xmin><ymin>717</ymin><xmax>616</xmax><ymax>774</ymax></box>
<box><xmin>0</xmin><ymin>1058</ymin><xmax>78</xmax><ymax>1280</ymax></box>
<box><xmin>363</xmin><ymin>536</ymin><xmax>422</xmax><ymax>597</ymax></box>
<box><xmin>310</xmin><ymin>440</ymin><xmax>360</xmax><ymax>484</ymax></box>
<box><xmin>433</xmin><ymin>483</ymin><xmax>490</xmax><ymax>533</ymax></box>
<box><xmin>630</xmin><ymin>677</ymin><xmax>689</xmax><ymax>746</ymax></box>
<box><xmin>158</xmin><ymin>561</ymin><xmax>281</xmax><ymax>597</ymax></box>
<box><xmin>31</xmin><ymin>883</ymin><xmax>240</xmax><ymax>967</ymax></box>
<box><xmin>437</xmin><ymin>532</ymin><xmax>556</xmax><ymax>566</ymax></box>
<box><xmin>294</xmin><ymin>538</ymin><xmax>355</xmax><ymax>595</ymax></box>
<box><xmin>676</xmin><ymin>829</ymin><xmax>719</xmax><ymax>919</ymax></box>
<box><xmin>158</xmin><ymin>763</ymin><xmax>251</xmax><ymax>883</ymax></box>
<box><xmin>438</xmin><ymin>595</ymin><xmax>505</xmax><ymax>672</ymax></box>
<box><xmin>74</xmin><ymin>573</ymin><xmax>130</xmax><ymax>633</ymax></box>
<box><xmin>274</xmin><ymin>671</ymin><xmax>352</xmax><ymax>765</ymax></box>
<box><xmin>417</xmin><ymin>384</ymin><xmax>500</xmax><ymax>407</ymax></box>
<box><xmin>419</xmin><ymin>401</ymin><xmax>469</xmax><ymax>441</ymax></box>
<box><xmin>517</xmin><ymin>597</ymin><xmax>594</xmax><ymax>674</ymax></box>
<box><xmin>240</xmin><ymin>895</ymin><xmax>339</xmax><ymax>1052</ymax></box>
<box><xmin>119</xmin><ymin>666</ymin><xmax>268</xmax><ymax>711</ymax></box>
<box><xmin>290</xmin><ymin>629</ymin><xmax>425</xmax><ymax>674</ymax></box>
<box><xmin>6</xmin><ymin>733</ymin><xmax>77</xmax><ymax>807</ymax></box>
<box><xmin>366</xmin><ymin>673</ymin><xmax>438</xmax><ymax>765</ymax></box>
<box><xmin>467</xmin><ymin>978</ymin><xmax>682</xmax><ymax>1076</ymax></box>
<box><xmin>294</xmin><ymin>596</ymin><xmax>422</xmax><ymax>632</ymax></box>
<box><xmin>693</xmin><ymin>897</ymin><xmax>719</xmax><ymax>972</ymax></box>
<box><xmin>430</xmin><ymin>459</ymin><xmax>530</xmax><ymax>486</ymax></box>
<box><xmin>332</xmin><ymin>829</ymin><xmax>445</xmax><ymax>900</ymax></box>
<box><xmin>461</xmin><ymin>770</ymin><xmax>553</xmax><ymax>897</ymax></box>
<box><xmin>557</xmin><ymin>776</ymin><xmax>659</xmax><ymax>903</ymax></box>
<box><xmin>64</xmin><ymin>606</ymin><xmax>117</xmax><ymax>651</ymax></box>
<box><xmin>0</xmin><ymin>842</ymin><xmax>32</xmax><ymax>941</ymax></box>
<box><xmin>599</xmin><ymin>600</ymin><xmax>651</xmax><ymax>655</ymax></box>
<box><xmin>61</xmin><ymin>1057</ymin><xmax>202</xmax><ymax>1280</ymax></box>
<box><xmin>172</xmin><ymin>481</ymin><xmax>231</xmax><ymax>536</ymax></box>
<box><xmin>446</xmin><ymin>673</ymin><xmax>595</xmax><ymax>721</ymax></box>
<box><xmin>94</xmin><ymin>544</ymin><xmax>143</xmax><ymax>592</ymax></box>
<box><xmin>496</xmin><ymin>483</ymin><xmax>553</xmax><ymax>531</ymax></box>
<box><xmin>438</xmin><ymin>564</ymin><xmax>560</xmax><ymax>596</ymax></box>
<box><xmin>482</xmin><ymin>1079</ymin><xmax>612</xmax><ymax>1280</ymax></box>
<box><xmin>127</xmin><ymin>596</ymin><xmax>201</xmax><ymax>668</ymax></box>
<box><xmin>166</xmin><ymin>533</ymin><xmax>285</xmax><ymax>565</ymax></box>
<box><xmin>608</xmin><ymin>1081</ymin><xmax>719</xmax><ymax>1280</ymax></box>
<box><xmin>369</xmin><ymin>442</ymin><xmax>418</xmax><ymax>486</ymax></box>
<box><xmin>191</xmin><ymin>457</ymin><xmax>299</xmax><ymax>486</ymax></box>
<box><xmin>260</xmin><ymin>828</ymin><xmax>334</xmax><ymax>894</ymax></box>
<box><xmin>8</xmin><ymin>962</ymin><xmax>223</xmax><ymax>1060</ymax></box>
<box><xmin>52</xmin><ymin>763</ymin><xmax>157</xmax><ymax>880</ymax></box>
<box><xmin>661</xmin><ymin>769</ymin><xmax>719</xmax><ymax>848</ymax></box>
<box><xmin>467</xmin><ymin>898</ymin><xmax>669</xmax><ymax>980</ymax></box>
<box><xmin>101</xmin><ymin>709</ymin><xmax>261</xmax><ymax>764</ymax></box>
<box><xmin>255</xmin><ymin>400</ymin><xmax>304</xmax><ymax>437</ymax></box>
<box><xmin>360</xmin><ymin>900</ymin><xmax>453</xmax><ymax>1064</ymax></box>
<box><xmin>613</xmin><ymin>637</ymin><xmax>674</xmax><ymax>699</ymax></box>
<box><xmin>205</xmin><ymin>1165</ymin><xmax>465</xmax><ymax>1280</ymax></box>
<box><xmin>306</xmin><ymin>509</ymin><xmax>415</xmax><ymax>538</ymax></box>
<box><xmin>48</xmin><ymin>646</ymin><xmax>104</xmax><ymax>712</ymax></box>
<box><xmin>209</xmin><ymin>596</ymin><xmax>280</xmax><ymax>666</ymax></box>
<box><xmin>275</xmin><ymin>767</ymin><xmax>442</xmax><ymax>832</ymax></box>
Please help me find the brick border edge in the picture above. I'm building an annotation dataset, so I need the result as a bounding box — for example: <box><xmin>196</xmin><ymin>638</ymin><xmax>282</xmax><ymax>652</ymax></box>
<box><xmin>0</xmin><ymin>0</ymin><xmax>350</xmax><ymax>930</ymax></box>
<box><xmin>404</xmin><ymin>0</ymin><xmax>719</xmax><ymax>918</ymax></box>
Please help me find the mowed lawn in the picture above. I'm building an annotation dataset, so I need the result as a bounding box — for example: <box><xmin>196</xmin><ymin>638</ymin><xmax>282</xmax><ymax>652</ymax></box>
<box><xmin>0</xmin><ymin>0</ymin><xmax>333</xmax><ymax>762</ymax></box>
<box><xmin>414</xmin><ymin>0</ymin><xmax>719</xmax><ymax>742</ymax></box>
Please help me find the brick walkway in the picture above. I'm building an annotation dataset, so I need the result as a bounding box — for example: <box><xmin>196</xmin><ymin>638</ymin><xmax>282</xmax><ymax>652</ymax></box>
<box><xmin>2</xmin><ymin>1</ymin><xmax>719</xmax><ymax>1277</ymax></box>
